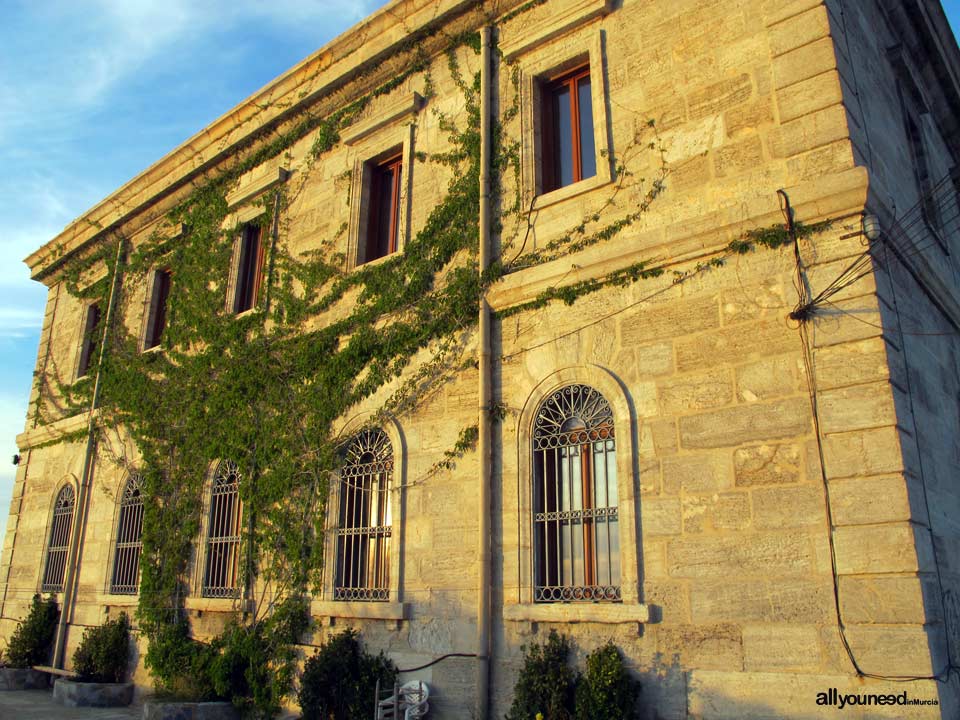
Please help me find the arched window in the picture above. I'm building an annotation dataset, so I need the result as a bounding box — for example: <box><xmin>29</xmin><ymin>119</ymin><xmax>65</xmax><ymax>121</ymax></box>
<box><xmin>335</xmin><ymin>429</ymin><xmax>393</xmax><ymax>601</ymax></box>
<box><xmin>110</xmin><ymin>473</ymin><xmax>144</xmax><ymax>595</ymax></box>
<box><xmin>533</xmin><ymin>384</ymin><xmax>620</xmax><ymax>602</ymax></box>
<box><xmin>202</xmin><ymin>460</ymin><xmax>242</xmax><ymax>598</ymax></box>
<box><xmin>42</xmin><ymin>485</ymin><xmax>76</xmax><ymax>592</ymax></box>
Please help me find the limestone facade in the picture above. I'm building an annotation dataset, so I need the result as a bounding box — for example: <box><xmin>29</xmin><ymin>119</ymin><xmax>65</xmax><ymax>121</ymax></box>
<box><xmin>2</xmin><ymin>0</ymin><xmax>960</xmax><ymax>717</ymax></box>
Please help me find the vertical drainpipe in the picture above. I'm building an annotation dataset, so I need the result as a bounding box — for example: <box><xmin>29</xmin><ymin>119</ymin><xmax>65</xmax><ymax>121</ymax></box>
<box><xmin>476</xmin><ymin>25</ymin><xmax>492</xmax><ymax>720</ymax></box>
<box><xmin>53</xmin><ymin>237</ymin><xmax>125</xmax><ymax>668</ymax></box>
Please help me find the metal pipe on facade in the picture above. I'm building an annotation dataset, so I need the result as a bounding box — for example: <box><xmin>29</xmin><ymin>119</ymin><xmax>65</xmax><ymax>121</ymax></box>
<box><xmin>476</xmin><ymin>24</ymin><xmax>493</xmax><ymax>720</ymax></box>
<box><xmin>53</xmin><ymin>237</ymin><xmax>125</xmax><ymax>668</ymax></box>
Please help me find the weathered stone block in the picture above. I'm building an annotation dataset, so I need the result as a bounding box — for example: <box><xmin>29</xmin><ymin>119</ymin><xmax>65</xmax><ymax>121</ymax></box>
<box><xmin>667</xmin><ymin>531</ymin><xmax>814</xmax><ymax>578</ymax></box>
<box><xmin>752</xmin><ymin>486</ymin><xmax>825</xmax><ymax>528</ymax></box>
<box><xmin>838</xmin><ymin>575</ymin><xmax>933</xmax><ymax>625</ymax></box>
<box><xmin>676</xmin><ymin>320</ymin><xmax>799</xmax><ymax>372</ymax></box>
<box><xmin>678</xmin><ymin>398</ymin><xmax>810</xmax><ymax>449</ymax></box>
<box><xmin>656</xmin><ymin>623</ymin><xmax>743</xmax><ymax>670</ymax></box>
<box><xmin>842</xmin><ymin>623</ymin><xmax>946</xmax><ymax>678</ymax></box>
<box><xmin>662</xmin><ymin>451</ymin><xmax>733</xmax><ymax>494</ymax></box>
<box><xmin>819</xmin><ymin>426</ymin><xmax>905</xmax><ymax>479</ymax></box>
<box><xmin>635</xmin><ymin>341</ymin><xmax>674</xmax><ymax>377</ymax></box>
<box><xmin>813</xmin><ymin>336</ymin><xmax>893</xmax><ymax>389</ymax></box>
<box><xmin>620</xmin><ymin>295</ymin><xmax>719</xmax><ymax>347</ymax></box>
<box><xmin>828</xmin><ymin>475</ymin><xmax>913</xmax><ymax>525</ymax></box>
<box><xmin>658</xmin><ymin>368</ymin><xmax>734</xmax><ymax>414</ymax></box>
<box><xmin>689</xmin><ymin>575</ymin><xmax>833</xmax><ymax>624</ymax></box>
<box><xmin>724</xmin><ymin>97</ymin><xmax>774</xmax><ymax>139</ymax></box>
<box><xmin>714</xmin><ymin>136</ymin><xmax>764</xmax><ymax>177</ymax></box>
<box><xmin>688</xmin><ymin>75</ymin><xmax>752</xmax><ymax>121</ymax></box>
<box><xmin>777</xmin><ymin>70</ymin><xmax>843</xmax><ymax>123</ymax></box>
<box><xmin>741</xmin><ymin>624</ymin><xmax>822</xmax><ymax>671</ymax></box>
<box><xmin>768</xmin><ymin>105</ymin><xmax>851</xmax><ymax>159</ymax></box>
<box><xmin>641</xmin><ymin>497</ymin><xmax>682</xmax><ymax>536</ymax></box>
<box><xmin>772</xmin><ymin>36</ymin><xmax>838</xmax><ymax>89</ymax></box>
<box><xmin>833</xmin><ymin>523</ymin><xmax>934</xmax><ymax>574</ymax></box>
<box><xmin>817</xmin><ymin>381</ymin><xmax>897</xmax><ymax>433</ymax></box>
<box><xmin>735</xmin><ymin>355</ymin><xmax>803</xmax><ymax>402</ymax></box>
<box><xmin>734</xmin><ymin>443</ymin><xmax>802</xmax><ymax>486</ymax></box>
<box><xmin>768</xmin><ymin>5</ymin><xmax>832</xmax><ymax>57</ymax></box>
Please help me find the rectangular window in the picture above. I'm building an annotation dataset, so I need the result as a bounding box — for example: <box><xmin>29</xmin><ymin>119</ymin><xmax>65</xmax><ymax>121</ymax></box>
<box><xmin>360</xmin><ymin>153</ymin><xmax>402</xmax><ymax>265</ymax></box>
<box><xmin>232</xmin><ymin>224</ymin><xmax>264</xmax><ymax>314</ymax></box>
<box><xmin>541</xmin><ymin>64</ymin><xmax>596</xmax><ymax>194</ymax></box>
<box><xmin>77</xmin><ymin>303</ymin><xmax>101</xmax><ymax>378</ymax></box>
<box><xmin>144</xmin><ymin>269</ymin><xmax>172</xmax><ymax>349</ymax></box>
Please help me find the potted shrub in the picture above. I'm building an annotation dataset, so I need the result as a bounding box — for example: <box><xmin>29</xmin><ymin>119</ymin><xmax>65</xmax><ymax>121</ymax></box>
<box><xmin>0</xmin><ymin>594</ymin><xmax>58</xmax><ymax>690</ymax></box>
<box><xmin>52</xmin><ymin>613</ymin><xmax>134</xmax><ymax>707</ymax></box>
<box><xmin>298</xmin><ymin>628</ymin><xmax>397</xmax><ymax>720</ymax></box>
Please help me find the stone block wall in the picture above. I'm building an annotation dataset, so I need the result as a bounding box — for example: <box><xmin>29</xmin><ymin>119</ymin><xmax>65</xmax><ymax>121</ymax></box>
<box><xmin>2</xmin><ymin>0</ymin><xmax>959</xmax><ymax>717</ymax></box>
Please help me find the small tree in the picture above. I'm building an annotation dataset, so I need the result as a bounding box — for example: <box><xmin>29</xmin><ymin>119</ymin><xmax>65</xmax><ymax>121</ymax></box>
<box><xmin>3</xmin><ymin>594</ymin><xmax>59</xmax><ymax>668</ymax></box>
<box><xmin>73</xmin><ymin>613</ymin><xmax>131</xmax><ymax>683</ymax></box>
<box><xmin>298</xmin><ymin>628</ymin><xmax>397</xmax><ymax>720</ymax></box>
<box><xmin>505</xmin><ymin>630</ymin><xmax>578</xmax><ymax>720</ymax></box>
<box><xmin>574</xmin><ymin>642</ymin><xmax>640</xmax><ymax>720</ymax></box>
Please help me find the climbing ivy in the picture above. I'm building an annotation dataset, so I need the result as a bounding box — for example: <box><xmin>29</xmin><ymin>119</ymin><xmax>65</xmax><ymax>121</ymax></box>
<box><xmin>29</xmin><ymin>1</ymin><xmax>835</xmax><ymax>713</ymax></box>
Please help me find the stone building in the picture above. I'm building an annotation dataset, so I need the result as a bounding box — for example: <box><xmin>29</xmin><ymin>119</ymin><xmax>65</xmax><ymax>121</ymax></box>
<box><xmin>2</xmin><ymin>0</ymin><xmax>959</xmax><ymax>717</ymax></box>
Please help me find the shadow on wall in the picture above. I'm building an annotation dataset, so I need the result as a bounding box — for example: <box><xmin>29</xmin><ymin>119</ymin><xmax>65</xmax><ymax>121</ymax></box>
<box><xmin>636</xmin><ymin>653</ymin><xmax>952</xmax><ymax>720</ymax></box>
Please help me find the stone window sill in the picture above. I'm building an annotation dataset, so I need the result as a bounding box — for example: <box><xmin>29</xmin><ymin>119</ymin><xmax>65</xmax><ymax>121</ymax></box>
<box><xmin>531</xmin><ymin>172</ymin><xmax>612</xmax><ymax>212</ymax></box>
<box><xmin>503</xmin><ymin>602</ymin><xmax>648</xmax><ymax>624</ymax></box>
<box><xmin>310</xmin><ymin>600</ymin><xmax>408</xmax><ymax>623</ymax></box>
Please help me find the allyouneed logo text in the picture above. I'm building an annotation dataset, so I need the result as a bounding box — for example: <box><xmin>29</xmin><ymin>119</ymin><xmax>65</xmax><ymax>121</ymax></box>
<box><xmin>816</xmin><ymin>688</ymin><xmax>939</xmax><ymax>709</ymax></box>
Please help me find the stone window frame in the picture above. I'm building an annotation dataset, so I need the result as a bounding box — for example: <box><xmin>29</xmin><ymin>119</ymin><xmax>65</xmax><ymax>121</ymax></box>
<box><xmin>74</xmin><ymin>300</ymin><xmax>102</xmax><ymax>381</ymax></box>
<box><xmin>40</xmin><ymin>477</ymin><xmax>78</xmax><ymax>595</ymax></box>
<box><xmin>222</xmin><ymin>167</ymin><xmax>289</xmax><ymax>317</ymax></box>
<box><xmin>313</xmin><ymin>413</ymin><xmax>408</xmax><ymax>625</ymax></box>
<box><xmin>343</xmin><ymin>94</ymin><xmax>421</xmax><ymax>271</ymax></box>
<box><xmin>505</xmin><ymin>365</ymin><xmax>648</xmax><ymax>626</ymax></box>
<box><xmin>514</xmin><ymin>28</ymin><xmax>613</xmax><ymax>212</ymax></box>
<box><xmin>187</xmin><ymin>460</ymin><xmax>246</xmax><ymax>613</ymax></box>
<box><xmin>106</xmin><ymin>470</ymin><xmax>145</xmax><ymax>598</ymax></box>
<box><xmin>140</xmin><ymin>267</ymin><xmax>173</xmax><ymax>352</ymax></box>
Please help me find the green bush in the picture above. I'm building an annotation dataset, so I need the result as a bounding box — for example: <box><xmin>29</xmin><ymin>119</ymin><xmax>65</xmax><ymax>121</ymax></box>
<box><xmin>505</xmin><ymin>630</ymin><xmax>577</xmax><ymax>720</ymax></box>
<box><xmin>574</xmin><ymin>643</ymin><xmax>639</xmax><ymax>720</ymax></box>
<box><xmin>73</xmin><ymin>613</ymin><xmax>131</xmax><ymax>683</ymax></box>
<box><xmin>144</xmin><ymin>619</ymin><xmax>221</xmax><ymax>701</ymax></box>
<box><xmin>298</xmin><ymin>628</ymin><xmax>397</xmax><ymax>720</ymax></box>
<box><xmin>208</xmin><ymin>597</ymin><xmax>310</xmax><ymax>719</ymax></box>
<box><xmin>3</xmin><ymin>594</ymin><xmax>59</xmax><ymax>668</ymax></box>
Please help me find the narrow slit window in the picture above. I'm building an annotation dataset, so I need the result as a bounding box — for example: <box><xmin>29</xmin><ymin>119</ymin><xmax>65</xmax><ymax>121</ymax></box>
<box><xmin>144</xmin><ymin>269</ymin><xmax>172</xmax><ymax>349</ymax></box>
<box><xmin>42</xmin><ymin>485</ymin><xmax>76</xmax><ymax>593</ymax></box>
<box><xmin>541</xmin><ymin>64</ymin><xmax>596</xmax><ymax>193</ymax></box>
<box><xmin>533</xmin><ymin>384</ymin><xmax>620</xmax><ymax>603</ymax></box>
<box><xmin>232</xmin><ymin>225</ymin><xmax>264</xmax><ymax>314</ymax></box>
<box><xmin>335</xmin><ymin>429</ymin><xmax>393</xmax><ymax>601</ymax></box>
<box><xmin>77</xmin><ymin>303</ymin><xmax>102</xmax><ymax>378</ymax></box>
<box><xmin>360</xmin><ymin>153</ymin><xmax>402</xmax><ymax>265</ymax></box>
<box><xmin>202</xmin><ymin>461</ymin><xmax>243</xmax><ymax>598</ymax></box>
<box><xmin>110</xmin><ymin>473</ymin><xmax>144</xmax><ymax>595</ymax></box>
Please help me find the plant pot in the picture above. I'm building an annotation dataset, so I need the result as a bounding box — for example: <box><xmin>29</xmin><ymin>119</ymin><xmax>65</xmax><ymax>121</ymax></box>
<box><xmin>52</xmin><ymin>677</ymin><xmax>134</xmax><ymax>707</ymax></box>
<box><xmin>142</xmin><ymin>699</ymin><xmax>240</xmax><ymax>720</ymax></box>
<box><xmin>0</xmin><ymin>667</ymin><xmax>49</xmax><ymax>690</ymax></box>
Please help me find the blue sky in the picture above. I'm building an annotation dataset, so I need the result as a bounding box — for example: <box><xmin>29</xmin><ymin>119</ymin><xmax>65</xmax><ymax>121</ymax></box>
<box><xmin>0</xmin><ymin>1</ymin><xmax>959</xmax><ymax>545</ymax></box>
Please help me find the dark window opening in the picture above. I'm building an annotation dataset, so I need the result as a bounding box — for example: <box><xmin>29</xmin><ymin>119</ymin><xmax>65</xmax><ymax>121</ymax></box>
<box><xmin>202</xmin><ymin>461</ymin><xmax>242</xmax><ymax>598</ymax></box>
<box><xmin>42</xmin><ymin>485</ymin><xmax>75</xmax><ymax>593</ymax></box>
<box><xmin>361</xmin><ymin>153</ymin><xmax>402</xmax><ymax>264</ymax></box>
<box><xmin>233</xmin><ymin>225</ymin><xmax>264</xmax><ymax>314</ymax></box>
<box><xmin>144</xmin><ymin>269</ymin><xmax>172</xmax><ymax>349</ymax></box>
<box><xmin>77</xmin><ymin>303</ymin><xmax>101</xmax><ymax>378</ymax></box>
<box><xmin>335</xmin><ymin>429</ymin><xmax>393</xmax><ymax>601</ymax></box>
<box><xmin>533</xmin><ymin>384</ymin><xmax>620</xmax><ymax>603</ymax></box>
<box><xmin>906</xmin><ymin>115</ymin><xmax>943</xmax><ymax>232</ymax></box>
<box><xmin>541</xmin><ymin>64</ymin><xmax>596</xmax><ymax>194</ymax></box>
<box><xmin>110</xmin><ymin>473</ymin><xmax>144</xmax><ymax>595</ymax></box>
